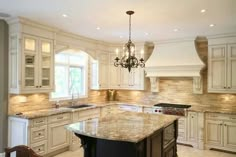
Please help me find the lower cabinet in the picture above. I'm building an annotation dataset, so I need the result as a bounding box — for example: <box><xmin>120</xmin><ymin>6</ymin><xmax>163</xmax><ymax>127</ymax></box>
<box><xmin>8</xmin><ymin>113</ymin><xmax>72</xmax><ymax>156</ymax></box>
<box><xmin>205</xmin><ymin>113</ymin><xmax>236</xmax><ymax>152</ymax></box>
<box><xmin>205</xmin><ymin>119</ymin><xmax>223</xmax><ymax>146</ymax></box>
<box><xmin>177</xmin><ymin>112</ymin><xmax>198</xmax><ymax>147</ymax></box>
<box><xmin>48</xmin><ymin>120</ymin><xmax>70</xmax><ymax>153</ymax></box>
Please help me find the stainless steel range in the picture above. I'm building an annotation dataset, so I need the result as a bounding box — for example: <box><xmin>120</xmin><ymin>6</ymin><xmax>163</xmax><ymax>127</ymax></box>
<box><xmin>153</xmin><ymin>103</ymin><xmax>191</xmax><ymax>116</ymax></box>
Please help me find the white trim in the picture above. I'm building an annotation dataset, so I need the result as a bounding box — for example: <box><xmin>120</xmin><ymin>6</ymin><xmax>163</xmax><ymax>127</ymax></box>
<box><xmin>0</xmin><ymin>152</ymin><xmax>5</xmax><ymax>157</ymax></box>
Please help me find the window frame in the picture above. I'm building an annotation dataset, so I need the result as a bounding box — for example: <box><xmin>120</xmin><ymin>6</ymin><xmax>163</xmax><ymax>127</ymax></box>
<box><xmin>50</xmin><ymin>52</ymin><xmax>88</xmax><ymax>101</ymax></box>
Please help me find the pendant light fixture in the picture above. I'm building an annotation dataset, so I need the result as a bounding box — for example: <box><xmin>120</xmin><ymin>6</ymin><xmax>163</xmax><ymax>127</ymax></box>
<box><xmin>114</xmin><ymin>11</ymin><xmax>145</xmax><ymax>72</ymax></box>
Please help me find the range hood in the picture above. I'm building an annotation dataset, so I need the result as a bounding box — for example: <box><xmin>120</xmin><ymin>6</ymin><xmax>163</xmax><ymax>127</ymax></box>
<box><xmin>145</xmin><ymin>39</ymin><xmax>205</xmax><ymax>94</ymax></box>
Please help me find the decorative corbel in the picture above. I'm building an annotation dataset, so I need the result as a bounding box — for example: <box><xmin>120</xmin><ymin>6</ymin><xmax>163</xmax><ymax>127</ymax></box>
<box><xmin>149</xmin><ymin>77</ymin><xmax>159</xmax><ymax>93</ymax></box>
<box><xmin>193</xmin><ymin>76</ymin><xmax>203</xmax><ymax>94</ymax></box>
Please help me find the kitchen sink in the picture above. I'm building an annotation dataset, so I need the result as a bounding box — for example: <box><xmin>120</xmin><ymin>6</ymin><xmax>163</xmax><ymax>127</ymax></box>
<box><xmin>66</xmin><ymin>104</ymin><xmax>94</xmax><ymax>109</ymax></box>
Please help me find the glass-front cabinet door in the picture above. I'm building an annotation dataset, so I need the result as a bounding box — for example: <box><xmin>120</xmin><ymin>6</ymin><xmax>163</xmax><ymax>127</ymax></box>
<box><xmin>22</xmin><ymin>35</ymin><xmax>38</xmax><ymax>89</ymax></box>
<box><xmin>39</xmin><ymin>38</ymin><xmax>54</xmax><ymax>89</ymax></box>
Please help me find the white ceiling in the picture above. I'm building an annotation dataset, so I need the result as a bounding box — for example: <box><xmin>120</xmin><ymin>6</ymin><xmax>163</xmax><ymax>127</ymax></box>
<box><xmin>0</xmin><ymin>0</ymin><xmax>236</xmax><ymax>43</ymax></box>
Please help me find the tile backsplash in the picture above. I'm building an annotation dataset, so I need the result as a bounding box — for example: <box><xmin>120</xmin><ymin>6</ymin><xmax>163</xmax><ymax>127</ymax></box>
<box><xmin>9</xmin><ymin>40</ymin><xmax>236</xmax><ymax>114</ymax></box>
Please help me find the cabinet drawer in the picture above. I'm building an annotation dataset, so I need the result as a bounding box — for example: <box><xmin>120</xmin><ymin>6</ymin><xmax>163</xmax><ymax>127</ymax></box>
<box><xmin>32</xmin><ymin>117</ymin><xmax>47</xmax><ymax>127</ymax></box>
<box><xmin>30</xmin><ymin>125</ymin><xmax>47</xmax><ymax>143</ymax></box>
<box><xmin>31</xmin><ymin>140</ymin><xmax>47</xmax><ymax>155</ymax></box>
<box><xmin>73</xmin><ymin>108</ymin><xmax>100</xmax><ymax>121</ymax></box>
<box><xmin>48</xmin><ymin>113</ymin><xmax>71</xmax><ymax>124</ymax></box>
<box><xmin>206</xmin><ymin>113</ymin><xmax>236</xmax><ymax>121</ymax></box>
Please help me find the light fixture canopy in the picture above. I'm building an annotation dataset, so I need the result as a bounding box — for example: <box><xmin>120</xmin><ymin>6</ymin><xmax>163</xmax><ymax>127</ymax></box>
<box><xmin>114</xmin><ymin>10</ymin><xmax>145</xmax><ymax>72</ymax></box>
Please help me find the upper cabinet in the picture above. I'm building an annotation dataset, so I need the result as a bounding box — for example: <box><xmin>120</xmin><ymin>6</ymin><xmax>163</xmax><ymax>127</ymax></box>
<box><xmin>208</xmin><ymin>36</ymin><xmax>236</xmax><ymax>93</ymax></box>
<box><xmin>90</xmin><ymin>52</ymin><xmax>109</xmax><ymax>90</ymax></box>
<box><xmin>108</xmin><ymin>52</ymin><xmax>145</xmax><ymax>90</ymax></box>
<box><xmin>8</xmin><ymin>19</ymin><xmax>55</xmax><ymax>94</ymax></box>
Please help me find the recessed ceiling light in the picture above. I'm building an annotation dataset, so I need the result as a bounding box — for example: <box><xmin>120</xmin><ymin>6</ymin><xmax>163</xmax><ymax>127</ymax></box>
<box><xmin>145</xmin><ymin>32</ymin><xmax>149</xmax><ymax>36</ymax></box>
<box><xmin>200</xmin><ymin>9</ymin><xmax>206</xmax><ymax>13</ymax></box>
<box><xmin>209</xmin><ymin>24</ymin><xmax>215</xmax><ymax>27</ymax></box>
<box><xmin>119</xmin><ymin>35</ymin><xmax>123</xmax><ymax>38</ymax></box>
<box><xmin>173</xmin><ymin>28</ymin><xmax>179</xmax><ymax>32</ymax></box>
<box><xmin>96</xmin><ymin>27</ymin><xmax>100</xmax><ymax>30</ymax></box>
<box><xmin>62</xmin><ymin>14</ymin><xmax>68</xmax><ymax>18</ymax></box>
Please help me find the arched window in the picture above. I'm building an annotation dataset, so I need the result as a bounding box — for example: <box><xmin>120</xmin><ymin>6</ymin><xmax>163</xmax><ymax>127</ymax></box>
<box><xmin>51</xmin><ymin>51</ymin><xmax>88</xmax><ymax>100</ymax></box>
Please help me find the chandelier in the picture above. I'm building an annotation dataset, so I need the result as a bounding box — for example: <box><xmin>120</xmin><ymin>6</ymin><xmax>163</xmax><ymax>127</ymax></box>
<box><xmin>114</xmin><ymin>11</ymin><xmax>145</xmax><ymax>72</ymax></box>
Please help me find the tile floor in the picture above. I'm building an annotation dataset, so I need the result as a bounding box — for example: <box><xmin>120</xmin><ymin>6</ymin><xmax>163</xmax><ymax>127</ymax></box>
<box><xmin>54</xmin><ymin>145</ymin><xmax>236</xmax><ymax>157</ymax></box>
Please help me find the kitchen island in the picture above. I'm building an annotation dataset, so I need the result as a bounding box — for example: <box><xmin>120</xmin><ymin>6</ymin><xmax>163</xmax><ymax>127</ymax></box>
<box><xmin>66</xmin><ymin>112</ymin><xmax>179</xmax><ymax>157</ymax></box>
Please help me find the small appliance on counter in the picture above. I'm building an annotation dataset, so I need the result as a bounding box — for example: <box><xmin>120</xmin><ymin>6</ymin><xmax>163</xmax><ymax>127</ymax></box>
<box><xmin>107</xmin><ymin>89</ymin><xmax>116</xmax><ymax>101</ymax></box>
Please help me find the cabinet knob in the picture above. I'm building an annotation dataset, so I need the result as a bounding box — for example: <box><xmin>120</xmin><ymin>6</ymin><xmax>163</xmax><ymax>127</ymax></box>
<box><xmin>39</xmin><ymin>86</ymin><xmax>42</xmax><ymax>88</ymax></box>
<box><xmin>220</xmin><ymin>123</ymin><xmax>223</xmax><ymax>125</ymax></box>
<box><xmin>224</xmin><ymin>124</ymin><xmax>227</xmax><ymax>126</ymax></box>
<box><xmin>36</xmin><ymin>86</ymin><xmax>39</xmax><ymax>88</ymax></box>
<box><xmin>228</xmin><ymin>87</ymin><xmax>230</xmax><ymax>89</ymax></box>
<box><xmin>224</xmin><ymin>87</ymin><xmax>226</xmax><ymax>89</ymax></box>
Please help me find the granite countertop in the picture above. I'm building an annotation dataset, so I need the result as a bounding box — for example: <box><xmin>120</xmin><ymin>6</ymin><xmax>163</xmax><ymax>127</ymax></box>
<box><xmin>189</xmin><ymin>105</ymin><xmax>236</xmax><ymax>114</ymax></box>
<box><xmin>8</xmin><ymin>101</ymin><xmax>150</xmax><ymax>119</ymax></box>
<box><xmin>66</xmin><ymin>112</ymin><xmax>179</xmax><ymax>143</ymax></box>
<box><xmin>8</xmin><ymin>101</ymin><xmax>236</xmax><ymax>119</ymax></box>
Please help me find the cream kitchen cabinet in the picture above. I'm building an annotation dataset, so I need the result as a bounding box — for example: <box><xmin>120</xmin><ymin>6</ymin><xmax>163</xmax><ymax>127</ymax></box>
<box><xmin>9</xmin><ymin>33</ymin><xmax>54</xmax><ymax>94</ymax></box>
<box><xmin>208</xmin><ymin>42</ymin><xmax>236</xmax><ymax>93</ymax></box>
<box><xmin>187</xmin><ymin>112</ymin><xmax>198</xmax><ymax>144</ymax></box>
<box><xmin>177</xmin><ymin>112</ymin><xmax>198</xmax><ymax>148</ymax></box>
<box><xmin>177</xmin><ymin>117</ymin><xmax>187</xmax><ymax>143</ymax></box>
<box><xmin>109</xmin><ymin>52</ymin><xmax>145</xmax><ymax>90</ymax></box>
<box><xmin>205</xmin><ymin>113</ymin><xmax>236</xmax><ymax>152</ymax></box>
<box><xmin>47</xmin><ymin>113</ymin><xmax>71</xmax><ymax>153</ymax></box>
<box><xmin>90</xmin><ymin>52</ymin><xmax>109</xmax><ymax>89</ymax></box>
<box><xmin>8</xmin><ymin>113</ymin><xmax>71</xmax><ymax>156</ymax></box>
<box><xmin>8</xmin><ymin>117</ymin><xmax>48</xmax><ymax>156</ymax></box>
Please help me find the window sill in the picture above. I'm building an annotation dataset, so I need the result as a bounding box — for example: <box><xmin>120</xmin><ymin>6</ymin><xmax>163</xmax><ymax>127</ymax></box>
<box><xmin>49</xmin><ymin>95</ymin><xmax>88</xmax><ymax>102</ymax></box>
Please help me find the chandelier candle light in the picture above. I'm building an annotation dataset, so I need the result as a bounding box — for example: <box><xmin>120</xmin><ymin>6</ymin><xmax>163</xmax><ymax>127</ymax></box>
<box><xmin>114</xmin><ymin>10</ymin><xmax>145</xmax><ymax>72</ymax></box>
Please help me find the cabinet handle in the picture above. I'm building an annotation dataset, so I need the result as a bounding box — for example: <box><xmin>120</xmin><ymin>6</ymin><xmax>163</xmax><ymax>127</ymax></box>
<box><xmin>231</xmin><ymin>117</ymin><xmax>236</xmax><ymax>120</ymax></box>
<box><xmin>224</xmin><ymin>87</ymin><xmax>226</xmax><ymax>89</ymax></box>
<box><xmin>38</xmin><ymin>148</ymin><xmax>41</xmax><ymax>151</ymax></box>
<box><xmin>228</xmin><ymin>87</ymin><xmax>230</xmax><ymax>89</ymax></box>
<box><xmin>38</xmin><ymin>133</ymin><xmax>41</xmax><ymax>136</ymax></box>
<box><xmin>57</xmin><ymin>117</ymin><xmax>63</xmax><ymax>119</ymax></box>
<box><xmin>220</xmin><ymin>123</ymin><xmax>222</xmax><ymax>125</ymax></box>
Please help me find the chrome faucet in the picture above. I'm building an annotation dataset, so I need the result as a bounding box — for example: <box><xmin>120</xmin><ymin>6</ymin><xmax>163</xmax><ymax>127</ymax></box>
<box><xmin>71</xmin><ymin>93</ymin><xmax>75</xmax><ymax>106</ymax></box>
<box><xmin>71</xmin><ymin>92</ymin><xmax>79</xmax><ymax>106</ymax></box>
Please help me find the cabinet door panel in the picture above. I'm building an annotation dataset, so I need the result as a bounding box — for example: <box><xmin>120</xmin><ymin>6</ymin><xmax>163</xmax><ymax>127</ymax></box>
<box><xmin>188</xmin><ymin>112</ymin><xmax>198</xmax><ymax>142</ymax></box>
<box><xmin>208</xmin><ymin>45</ymin><xmax>227</xmax><ymax>92</ymax></box>
<box><xmin>39</xmin><ymin>38</ymin><xmax>54</xmax><ymax>89</ymax></box>
<box><xmin>48</xmin><ymin>121</ymin><xmax>70</xmax><ymax>153</ymax></box>
<box><xmin>109</xmin><ymin>65</ymin><xmax>120</xmax><ymax>88</ymax></box>
<box><xmin>22</xmin><ymin>34</ymin><xmax>39</xmax><ymax>90</ymax></box>
<box><xmin>99</xmin><ymin>62</ymin><xmax>109</xmax><ymax>88</ymax></box>
<box><xmin>227</xmin><ymin>44</ymin><xmax>236</xmax><ymax>91</ymax></box>
<box><xmin>224</xmin><ymin>121</ymin><xmax>236</xmax><ymax>149</ymax></box>
<box><xmin>205</xmin><ymin>120</ymin><xmax>223</xmax><ymax>146</ymax></box>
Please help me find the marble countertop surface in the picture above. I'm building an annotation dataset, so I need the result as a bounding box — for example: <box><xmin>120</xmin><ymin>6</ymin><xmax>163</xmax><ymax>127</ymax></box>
<box><xmin>9</xmin><ymin>101</ymin><xmax>236</xmax><ymax>119</ymax></box>
<box><xmin>188</xmin><ymin>105</ymin><xmax>236</xmax><ymax>114</ymax></box>
<box><xmin>66</xmin><ymin>112</ymin><xmax>179</xmax><ymax>143</ymax></box>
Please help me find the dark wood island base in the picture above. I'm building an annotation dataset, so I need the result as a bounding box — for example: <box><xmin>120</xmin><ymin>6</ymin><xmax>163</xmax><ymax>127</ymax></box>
<box><xmin>75</xmin><ymin>120</ymin><xmax>178</xmax><ymax>157</ymax></box>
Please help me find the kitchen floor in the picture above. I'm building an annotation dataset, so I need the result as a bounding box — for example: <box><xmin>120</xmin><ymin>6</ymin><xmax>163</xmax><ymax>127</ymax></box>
<box><xmin>54</xmin><ymin>145</ymin><xmax>236</xmax><ymax>157</ymax></box>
